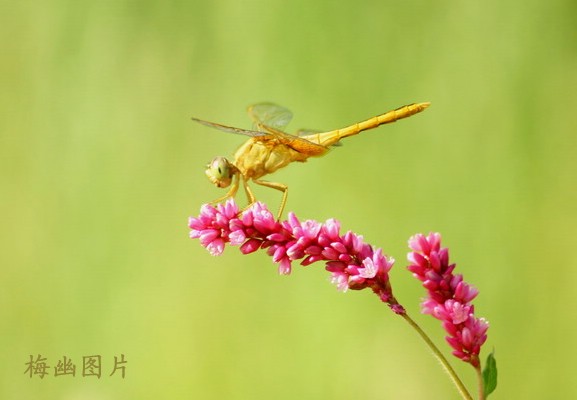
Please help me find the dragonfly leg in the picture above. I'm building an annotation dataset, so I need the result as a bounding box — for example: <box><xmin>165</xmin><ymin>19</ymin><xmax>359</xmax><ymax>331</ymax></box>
<box><xmin>242</xmin><ymin>177</ymin><xmax>257</xmax><ymax>205</ymax></box>
<box><xmin>209</xmin><ymin>175</ymin><xmax>239</xmax><ymax>204</ymax></box>
<box><xmin>252</xmin><ymin>179</ymin><xmax>288</xmax><ymax>220</ymax></box>
<box><xmin>237</xmin><ymin>178</ymin><xmax>259</xmax><ymax>215</ymax></box>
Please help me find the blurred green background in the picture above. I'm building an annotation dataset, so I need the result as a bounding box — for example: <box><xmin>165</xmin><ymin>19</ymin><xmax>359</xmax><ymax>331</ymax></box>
<box><xmin>1</xmin><ymin>0</ymin><xmax>576</xmax><ymax>399</ymax></box>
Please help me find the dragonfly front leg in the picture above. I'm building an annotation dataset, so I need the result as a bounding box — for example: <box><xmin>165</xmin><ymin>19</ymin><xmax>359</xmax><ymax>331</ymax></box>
<box><xmin>209</xmin><ymin>175</ymin><xmax>239</xmax><ymax>205</ymax></box>
<box><xmin>252</xmin><ymin>179</ymin><xmax>288</xmax><ymax>220</ymax></box>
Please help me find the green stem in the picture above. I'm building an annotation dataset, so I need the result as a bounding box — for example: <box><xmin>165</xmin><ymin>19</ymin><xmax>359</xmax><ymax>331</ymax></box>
<box><xmin>475</xmin><ymin>364</ymin><xmax>485</xmax><ymax>400</ymax></box>
<box><xmin>400</xmin><ymin>313</ymin><xmax>473</xmax><ymax>400</ymax></box>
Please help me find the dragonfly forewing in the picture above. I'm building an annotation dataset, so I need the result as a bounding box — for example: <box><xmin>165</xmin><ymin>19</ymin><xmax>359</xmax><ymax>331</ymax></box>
<box><xmin>191</xmin><ymin>117</ymin><xmax>266</xmax><ymax>137</ymax></box>
<box><xmin>248</xmin><ymin>103</ymin><xmax>293</xmax><ymax>132</ymax></box>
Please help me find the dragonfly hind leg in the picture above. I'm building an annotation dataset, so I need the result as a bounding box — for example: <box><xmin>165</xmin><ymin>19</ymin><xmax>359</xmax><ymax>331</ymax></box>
<box><xmin>252</xmin><ymin>179</ymin><xmax>288</xmax><ymax>220</ymax></box>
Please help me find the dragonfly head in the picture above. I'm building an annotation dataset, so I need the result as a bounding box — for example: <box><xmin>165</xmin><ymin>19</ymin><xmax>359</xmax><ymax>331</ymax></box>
<box><xmin>205</xmin><ymin>156</ymin><xmax>235</xmax><ymax>188</ymax></box>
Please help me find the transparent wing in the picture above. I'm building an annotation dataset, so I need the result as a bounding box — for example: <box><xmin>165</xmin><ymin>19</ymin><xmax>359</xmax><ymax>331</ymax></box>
<box><xmin>295</xmin><ymin>128</ymin><xmax>320</xmax><ymax>136</ymax></box>
<box><xmin>247</xmin><ymin>103</ymin><xmax>293</xmax><ymax>132</ymax></box>
<box><xmin>191</xmin><ymin>117</ymin><xmax>266</xmax><ymax>137</ymax></box>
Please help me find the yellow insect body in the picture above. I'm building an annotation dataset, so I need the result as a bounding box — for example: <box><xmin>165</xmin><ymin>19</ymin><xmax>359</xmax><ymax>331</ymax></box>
<box><xmin>193</xmin><ymin>102</ymin><xmax>430</xmax><ymax>219</ymax></box>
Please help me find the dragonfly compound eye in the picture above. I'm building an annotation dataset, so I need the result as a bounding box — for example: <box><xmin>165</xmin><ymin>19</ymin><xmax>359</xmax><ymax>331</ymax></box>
<box><xmin>205</xmin><ymin>156</ymin><xmax>233</xmax><ymax>188</ymax></box>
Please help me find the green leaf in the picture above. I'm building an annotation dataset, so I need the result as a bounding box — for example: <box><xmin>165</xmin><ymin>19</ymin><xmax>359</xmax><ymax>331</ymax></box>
<box><xmin>482</xmin><ymin>351</ymin><xmax>498</xmax><ymax>397</ymax></box>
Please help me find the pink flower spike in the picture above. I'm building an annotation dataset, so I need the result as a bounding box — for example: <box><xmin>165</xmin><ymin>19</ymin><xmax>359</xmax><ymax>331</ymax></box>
<box><xmin>189</xmin><ymin>199</ymin><xmax>400</xmax><ymax>310</ymax></box>
<box><xmin>407</xmin><ymin>232</ymin><xmax>489</xmax><ymax>367</ymax></box>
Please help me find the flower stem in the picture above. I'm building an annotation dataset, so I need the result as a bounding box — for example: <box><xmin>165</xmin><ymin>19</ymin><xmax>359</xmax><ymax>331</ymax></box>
<box><xmin>400</xmin><ymin>313</ymin><xmax>473</xmax><ymax>400</ymax></box>
<box><xmin>475</xmin><ymin>364</ymin><xmax>485</xmax><ymax>400</ymax></box>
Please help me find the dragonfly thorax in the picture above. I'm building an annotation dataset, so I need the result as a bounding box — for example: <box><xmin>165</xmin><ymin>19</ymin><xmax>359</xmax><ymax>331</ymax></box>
<box><xmin>205</xmin><ymin>156</ymin><xmax>236</xmax><ymax>188</ymax></box>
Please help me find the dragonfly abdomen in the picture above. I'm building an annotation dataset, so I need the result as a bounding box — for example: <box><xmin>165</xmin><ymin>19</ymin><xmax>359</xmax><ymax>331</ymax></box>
<box><xmin>306</xmin><ymin>102</ymin><xmax>430</xmax><ymax>147</ymax></box>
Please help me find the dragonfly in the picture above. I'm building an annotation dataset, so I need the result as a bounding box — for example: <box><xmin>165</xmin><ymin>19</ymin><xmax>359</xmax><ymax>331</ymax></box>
<box><xmin>192</xmin><ymin>101</ymin><xmax>430</xmax><ymax>219</ymax></box>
